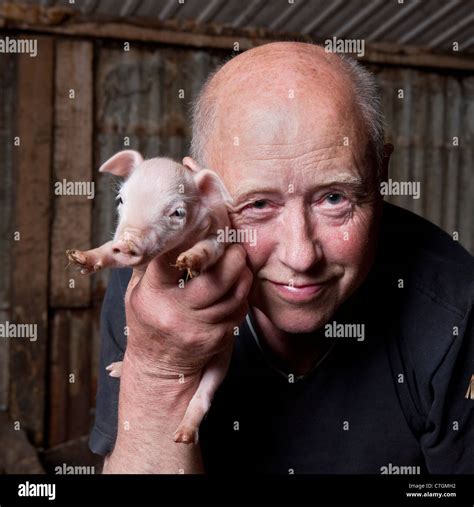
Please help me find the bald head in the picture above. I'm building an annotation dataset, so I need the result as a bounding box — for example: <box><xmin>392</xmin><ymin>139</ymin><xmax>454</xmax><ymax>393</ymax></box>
<box><xmin>188</xmin><ymin>43</ymin><xmax>388</xmax><ymax>336</ymax></box>
<box><xmin>191</xmin><ymin>42</ymin><xmax>384</xmax><ymax>177</ymax></box>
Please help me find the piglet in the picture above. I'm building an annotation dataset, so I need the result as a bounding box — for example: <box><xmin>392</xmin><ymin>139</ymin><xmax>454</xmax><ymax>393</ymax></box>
<box><xmin>66</xmin><ymin>150</ymin><xmax>234</xmax><ymax>444</ymax></box>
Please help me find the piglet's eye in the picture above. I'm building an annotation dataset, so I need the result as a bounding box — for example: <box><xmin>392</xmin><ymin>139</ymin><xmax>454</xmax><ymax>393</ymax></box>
<box><xmin>116</xmin><ymin>196</ymin><xmax>123</xmax><ymax>205</ymax></box>
<box><xmin>170</xmin><ymin>207</ymin><xmax>186</xmax><ymax>218</ymax></box>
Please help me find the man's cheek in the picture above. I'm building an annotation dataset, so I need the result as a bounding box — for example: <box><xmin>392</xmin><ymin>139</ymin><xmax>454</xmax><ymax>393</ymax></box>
<box><xmin>240</xmin><ymin>229</ymin><xmax>274</xmax><ymax>272</ymax></box>
<box><xmin>320</xmin><ymin>219</ymin><xmax>372</xmax><ymax>265</ymax></box>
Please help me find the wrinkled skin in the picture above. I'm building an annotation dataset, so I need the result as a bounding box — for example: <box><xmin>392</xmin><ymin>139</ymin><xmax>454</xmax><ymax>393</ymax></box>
<box><xmin>199</xmin><ymin>42</ymin><xmax>391</xmax><ymax>373</ymax></box>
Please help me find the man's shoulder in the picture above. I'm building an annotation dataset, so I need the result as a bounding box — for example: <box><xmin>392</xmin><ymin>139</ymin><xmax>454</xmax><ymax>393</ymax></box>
<box><xmin>380</xmin><ymin>202</ymin><xmax>473</xmax><ymax>317</ymax></box>
<box><xmin>375</xmin><ymin>204</ymin><xmax>473</xmax><ymax>427</ymax></box>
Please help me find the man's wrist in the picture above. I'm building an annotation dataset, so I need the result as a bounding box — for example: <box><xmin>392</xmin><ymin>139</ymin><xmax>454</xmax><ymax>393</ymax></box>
<box><xmin>104</xmin><ymin>350</ymin><xmax>204</xmax><ymax>474</ymax></box>
<box><xmin>122</xmin><ymin>346</ymin><xmax>202</xmax><ymax>401</ymax></box>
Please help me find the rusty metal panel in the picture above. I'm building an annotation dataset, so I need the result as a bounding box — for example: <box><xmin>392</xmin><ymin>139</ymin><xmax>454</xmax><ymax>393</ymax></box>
<box><xmin>373</xmin><ymin>65</ymin><xmax>473</xmax><ymax>254</ymax></box>
<box><xmin>5</xmin><ymin>0</ymin><xmax>474</xmax><ymax>54</ymax></box>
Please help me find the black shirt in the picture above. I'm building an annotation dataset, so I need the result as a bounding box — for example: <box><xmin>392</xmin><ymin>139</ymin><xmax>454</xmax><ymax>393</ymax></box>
<box><xmin>89</xmin><ymin>202</ymin><xmax>474</xmax><ymax>474</ymax></box>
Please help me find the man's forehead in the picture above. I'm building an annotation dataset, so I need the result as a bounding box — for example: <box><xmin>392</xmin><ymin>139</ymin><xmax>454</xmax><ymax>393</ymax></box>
<box><xmin>231</xmin><ymin>171</ymin><xmax>364</xmax><ymax>195</ymax></box>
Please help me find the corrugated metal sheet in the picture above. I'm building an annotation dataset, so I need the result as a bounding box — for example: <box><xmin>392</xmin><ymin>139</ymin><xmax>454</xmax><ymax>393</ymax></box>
<box><xmin>373</xmin><ymin>65</ymin><xmax>474</xmax><ymax>252</ymax></box>
<box><xmin>26</xmin><ymin>0</ymin><xmax>474</xmax><ymax>54</ymax></box>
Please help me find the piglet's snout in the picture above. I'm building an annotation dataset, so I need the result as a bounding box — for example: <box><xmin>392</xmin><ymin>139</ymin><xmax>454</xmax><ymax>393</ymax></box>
<box><xmin>112</xmin><ymin>228</ymin><xmax>146</xmax><ymax>259</ymax></box>
<box><xmin>112</xmin><ymin>238</ymin><xmax>140</xmax><ymax>257</ymax></box>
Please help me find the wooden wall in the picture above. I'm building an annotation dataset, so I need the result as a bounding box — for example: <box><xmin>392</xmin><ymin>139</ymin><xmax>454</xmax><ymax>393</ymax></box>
<box><xmin>0</xmin><ymin>33</ymin><xmax>472</xmax><ymax>454</ymax></box>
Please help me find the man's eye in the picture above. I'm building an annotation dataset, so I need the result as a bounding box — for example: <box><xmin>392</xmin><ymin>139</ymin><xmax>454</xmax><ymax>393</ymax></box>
<box><xmin>116</xmin><ymin>196</ymin><xmax>123</xmax><ymax>205</ymax></box>
<box><xmin>325</xmin><ymin>193</ymin><xmax>345</xmax><ymax>205</ymax></box>
<box><xmin>249</xmin><ymin>199</ymin><xmax>269</xmax><ymax>209</ymax></box>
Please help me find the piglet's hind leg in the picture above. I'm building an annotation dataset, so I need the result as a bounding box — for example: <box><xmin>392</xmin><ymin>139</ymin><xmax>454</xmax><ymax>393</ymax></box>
<box><xmin>174</xmin><ymin>344</ymin><xmax>232</xmax><ymax>444</ymax></box>
<box><xmin>106</xmin><ymin>361</ymin><xmax>123</xmax><ymax>378</ymax></box>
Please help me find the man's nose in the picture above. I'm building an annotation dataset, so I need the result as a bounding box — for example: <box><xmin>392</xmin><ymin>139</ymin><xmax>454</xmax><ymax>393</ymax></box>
<box><xmin>277</xmin><ymin>204</ymin><xmax>321</xmax><ymax>272</ymax></box>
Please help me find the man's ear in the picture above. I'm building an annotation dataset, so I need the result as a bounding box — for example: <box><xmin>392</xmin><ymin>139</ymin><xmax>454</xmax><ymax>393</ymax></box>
<box><xmin>380</xmin><ymin>143</ymin><xmax>393</xmax><ymax>183</ymax></box>
<box><xmin>99</xmin><ymin>150</ymin><xmax>144</xmax><ymax>178</ymax></box>
<box><xmin>193</xmin><ymin>169</ymin><xmax>232</xmax><ymax>207</ymax></box>
<box><xmin>183</xmin><ymin>156</ymin><xmax>202</xmax><ymax>173</ymax></box>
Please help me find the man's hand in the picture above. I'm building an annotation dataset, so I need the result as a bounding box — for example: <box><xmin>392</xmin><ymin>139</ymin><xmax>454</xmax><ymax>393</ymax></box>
<box><xmin>103</xmin><ymin>244</ymin><xmax>252</xmax><ymax>473</ymax></box>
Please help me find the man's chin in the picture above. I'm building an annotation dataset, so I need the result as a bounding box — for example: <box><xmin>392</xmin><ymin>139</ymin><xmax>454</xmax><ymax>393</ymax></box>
<box><xmin>254</xmin><ymin>302</ymin><xmax>336</xmax><ymax>335</ymax></box>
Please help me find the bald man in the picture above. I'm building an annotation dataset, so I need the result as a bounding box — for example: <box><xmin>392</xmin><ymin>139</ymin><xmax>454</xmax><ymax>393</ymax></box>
<box><xmin>90</xmin><ymin>42</ymin><xmax>474</xmax><ymax>474</ymax></box>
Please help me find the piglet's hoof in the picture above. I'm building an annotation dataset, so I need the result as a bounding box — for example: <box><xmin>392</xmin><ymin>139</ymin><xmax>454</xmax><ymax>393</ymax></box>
<box><xmin>66</xmin><ymin>249</ymin><xmax>102</xmax><ymax>275</ymax></box>
<box><xmin>173</xmin><ymin>426</ymin><xmax>199</xmax><ymax>445</ymax></box>
<box><xmin>106</xmin><ymin>361</ymin><xmax>123</xmax><ymax>378</ymax></box>
<box><xmin>173</xmin><ymin>253</ymin><xmax>202</xmax><ymax>278</ymax></box>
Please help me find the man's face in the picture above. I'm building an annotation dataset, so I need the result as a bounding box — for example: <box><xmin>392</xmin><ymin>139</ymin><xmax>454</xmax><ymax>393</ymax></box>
<box><xmin>206</xmin><ymin>62</ymin><xmax>381</xmax><ymax>334</ymax></box>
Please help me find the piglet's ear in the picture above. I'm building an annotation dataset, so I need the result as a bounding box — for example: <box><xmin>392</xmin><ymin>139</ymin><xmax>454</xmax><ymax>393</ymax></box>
<box><xmin>183</xmin><ymin>156</ymin><xmax>202</xmax><ymax>173</ymax></box>
<box><xmin>99</xmin><ymin>150</ymin><xmax>144</xmax><ymax>178</ymax></box>
<box><xmin>194</xmin><ymin>169</ymin><xmax>232</xmax><ymax>208</ymax></box>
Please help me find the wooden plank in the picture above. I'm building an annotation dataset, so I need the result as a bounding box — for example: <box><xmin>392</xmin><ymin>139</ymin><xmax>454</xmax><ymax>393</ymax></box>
<box><xmin>0</xmin><ymin>311</ymin><xmax>9</xmax><ymax>411</ymax></box>
<box><xmin>48</xmin><ymin>311</ymin><xmax>70</xmax><ymax>447</ymax></box>
<box><xmin>443</xmin><ymin>77</ymin><xmax>461</xmax><ymax>236</ymax></box>
<box><xmin>0</xmin><ymin>412</ymin><xmax>45</xmax><ymax>474</ymax></box>
<box><xmin>425</xmin><ymin>74</ymin><xmax>445</xmax><ymax>228</ymax></box>
<box><xmin>410</xmin><ymin>71</ymin><xmax>429</xmax><ymax>217</ymax></box>
<box><xmin>90</xmin><ymin>305</ymin><xmax>101</xmax><ymax>402</ymax></box>
<box><xmin>67</xmin><ymin>310</ymin><xmax>92</xmax><ymax>440</ymax></box>
<box><xmin>9</xmin><ymin>36</ymin><xmax>53</xmax><ymax>446</ymax></box>
<box><xmin>48</xmin><ymin>309</ymin><xmax>93</xmax><ymax>446</ymax></box>
<box><xmin>0</xmin><ymin>49</ymin><xmax>16</xmax><ymax>411</ymax></box>
<box><xmin>50</xmin><ymin>39</ymin><xmax>93</xmax><ymax>308</ymax></box>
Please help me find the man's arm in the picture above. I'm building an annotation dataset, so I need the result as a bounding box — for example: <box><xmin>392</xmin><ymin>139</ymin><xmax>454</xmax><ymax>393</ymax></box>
<box><xmin>101</xmin><ymin>245</ymin><xmax>251</xmax><ymax>474</ymax></box>
<box><xmin>103</xmin><ymin>353</ymin><xmax>204</xmax><ymax>473</ymax></box>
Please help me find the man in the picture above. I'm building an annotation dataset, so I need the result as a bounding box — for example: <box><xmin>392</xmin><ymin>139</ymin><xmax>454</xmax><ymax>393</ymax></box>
<box><xmin>90</xmin><ymin>42</ymin><xmax>473</xmax><ymax>473</ymax></box>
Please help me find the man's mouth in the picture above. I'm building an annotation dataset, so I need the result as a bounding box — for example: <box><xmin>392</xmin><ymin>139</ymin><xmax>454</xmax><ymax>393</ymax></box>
<box><xmin>267</xmin><ymin>280</ymin><xmax>331</xmax><ymax>303</ymax></box>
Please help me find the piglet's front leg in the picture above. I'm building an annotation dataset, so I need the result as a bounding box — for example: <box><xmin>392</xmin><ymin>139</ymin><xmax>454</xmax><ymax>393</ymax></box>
<box><xmin>66</xmin><ymin>241</ymin><xmax>120</xmax><ymax>274</ymax></box>
<box><xmin>174</xmin><ymin>234</ymin><xmax>226</xmax><ymax>278</ymax></box>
